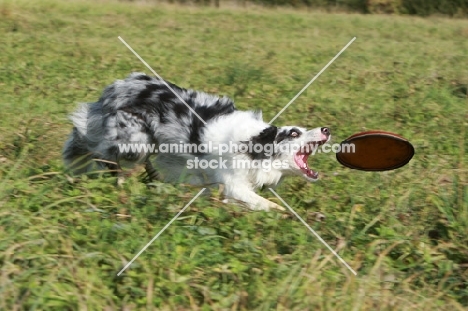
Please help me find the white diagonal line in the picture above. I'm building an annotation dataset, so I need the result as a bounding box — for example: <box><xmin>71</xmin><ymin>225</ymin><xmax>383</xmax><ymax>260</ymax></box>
<box><xmin>117</xmin><ymin>188</ymin><xmax>206</xmax><ymax>276</ymax></box>
<box><xmin>269</xmin><ymin>188</ymin><xmax>357</xmax><ymax>275</ymax></box>
<box><xmin>118</xmin><ymin>36</ymin><xmax>207</xmax><ymax>125</ymax></box>
<box><xmin>269</xmin><ymin>37</ymin><xmax>356</xmax><ymax>124</ymax></box>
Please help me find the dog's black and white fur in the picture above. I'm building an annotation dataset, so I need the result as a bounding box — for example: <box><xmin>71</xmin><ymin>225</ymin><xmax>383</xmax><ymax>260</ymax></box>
<box><xmin>63</xmin><ymin>73</ymin><xmax>330</xmax><ymax>211</ymax></box>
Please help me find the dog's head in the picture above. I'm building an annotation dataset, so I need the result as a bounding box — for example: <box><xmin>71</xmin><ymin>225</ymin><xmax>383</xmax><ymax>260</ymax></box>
<box><xmin>249</xmin><ymin>125</ymin><xmax>331</xmax><ymax>181</ymax></box>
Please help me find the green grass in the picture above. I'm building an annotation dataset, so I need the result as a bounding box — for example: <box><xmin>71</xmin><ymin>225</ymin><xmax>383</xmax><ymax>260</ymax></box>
<box><xmin>1</xmin><ymin>0</ymin><xmax>467</xmax><ymax>309</ymax></box>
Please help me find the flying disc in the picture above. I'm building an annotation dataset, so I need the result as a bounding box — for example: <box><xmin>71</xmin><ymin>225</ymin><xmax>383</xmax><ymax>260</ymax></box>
<box><xmin>336</xmin><ymin>131</ymin><xmax>414</xmax><ymax>171</ymax></box>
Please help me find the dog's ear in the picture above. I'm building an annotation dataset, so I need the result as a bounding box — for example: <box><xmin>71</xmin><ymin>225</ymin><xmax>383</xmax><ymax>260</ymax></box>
<box><xmin>252</xmin><ymin>126</ymin><xmax>277</xmax><ymax>145</ymax></box>
<box><xmin>246</xmin><ymin>126</ymin><xmax>277</xmax><ymax>160</ymax></box>
<box><xmin>252</xmin><ymin>110</ymin><xmax>263</xmax><ymax>121</ymax></box>
<box><xmin>275</xmin><ymin>129</ymin><xmax>288</xmax><ymax>144</ymax></box>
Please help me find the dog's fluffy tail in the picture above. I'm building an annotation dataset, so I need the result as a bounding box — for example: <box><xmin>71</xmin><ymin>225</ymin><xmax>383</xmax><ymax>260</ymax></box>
<box><xmin>63</xmin><ymin>104</ymin><xmax>95</xmax><ymax>174</ymax></box>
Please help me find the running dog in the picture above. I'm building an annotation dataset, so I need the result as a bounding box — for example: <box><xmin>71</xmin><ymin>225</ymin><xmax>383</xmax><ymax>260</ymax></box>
<box><xmin>63</xmin><ymin>73</ymin><xmax>331</xmax><ymax>211</ymax></box>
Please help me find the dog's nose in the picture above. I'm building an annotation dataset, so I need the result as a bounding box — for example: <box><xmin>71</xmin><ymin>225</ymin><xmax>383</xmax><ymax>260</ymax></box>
<box><xmin>321</xmin><ymin>127</ymin><xmax>331</xmax><ymax>136</ymax></box>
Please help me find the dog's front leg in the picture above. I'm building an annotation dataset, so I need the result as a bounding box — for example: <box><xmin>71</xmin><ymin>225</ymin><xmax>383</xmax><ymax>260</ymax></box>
<box><xmin>223</xmin><ymin>185</ymin><xmax>285</xmax><ymax>211</ymax></box>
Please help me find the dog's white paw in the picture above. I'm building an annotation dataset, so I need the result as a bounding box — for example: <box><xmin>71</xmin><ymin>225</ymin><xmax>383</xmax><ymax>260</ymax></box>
<box><xmin>269</xmin><ymin>203</ymin><xmax>285</xmax><ymax>212</ymax></box>
<box><xmin>117</xmin><ymin>176</ymin><xmax>125</xmax><ymax>187</ymax></box>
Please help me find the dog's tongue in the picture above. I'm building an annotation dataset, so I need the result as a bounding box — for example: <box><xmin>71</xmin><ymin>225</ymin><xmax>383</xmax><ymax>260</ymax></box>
<box><xmin>294</xmin><ymin>152</ymin><xmax>318</xmax><ymax>179</ymax></box>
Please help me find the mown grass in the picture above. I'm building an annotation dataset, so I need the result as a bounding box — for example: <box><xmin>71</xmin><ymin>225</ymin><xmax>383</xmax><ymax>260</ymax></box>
<box><xmin>0</xmin><ymin>0</ymin><xmax>467</xmax><ymax>309</ymax></box>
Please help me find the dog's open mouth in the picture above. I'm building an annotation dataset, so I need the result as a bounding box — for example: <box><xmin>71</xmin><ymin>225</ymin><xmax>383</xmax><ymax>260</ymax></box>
<box><xmin>293</xmin><ymin>143</ymin><xmax>322</xmax><ymax>180</ymax></box>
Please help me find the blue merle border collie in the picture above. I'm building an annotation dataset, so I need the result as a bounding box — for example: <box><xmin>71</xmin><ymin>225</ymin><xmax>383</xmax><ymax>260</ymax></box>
<box><xmin>63</xmin><ymin>72</ymin><xmax>331</xmax><ymax>211</ymax></box>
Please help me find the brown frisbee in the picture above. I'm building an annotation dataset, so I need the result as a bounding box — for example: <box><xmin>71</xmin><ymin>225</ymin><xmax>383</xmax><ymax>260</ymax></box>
<box><xmin>336</xmin><ymin>131</ymin><xmax>415</xmax><ymax>171</ymax></box>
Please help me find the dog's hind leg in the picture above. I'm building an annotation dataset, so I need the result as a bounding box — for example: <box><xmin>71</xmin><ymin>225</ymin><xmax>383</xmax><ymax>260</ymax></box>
<box><xmin>101</xmin><ymin>161</ymin><xmax>125</xmax><ymax>187</ymax></box>
<box><xmin>92</xmin><ymin>159</ymin><xmax>125</xmax><ymax>186</ymax></box>
<box><xmin>144</xmin><ymin>158</ymin><xmax>160</xmax><ymax>182</ymax></box>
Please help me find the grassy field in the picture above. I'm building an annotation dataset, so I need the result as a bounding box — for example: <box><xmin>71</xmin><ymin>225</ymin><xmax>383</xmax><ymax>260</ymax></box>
<box><xmin>1</xmin><ymin>0</ymin><xmax>467</xmax><ymax>309</ymax></box>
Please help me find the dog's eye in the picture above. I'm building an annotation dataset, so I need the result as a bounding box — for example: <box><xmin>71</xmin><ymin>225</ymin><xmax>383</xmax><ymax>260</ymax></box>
<box><xmin>289</xmin><ymin>130</ymin><xmax>299</xmax><ymax>137</ymax></box>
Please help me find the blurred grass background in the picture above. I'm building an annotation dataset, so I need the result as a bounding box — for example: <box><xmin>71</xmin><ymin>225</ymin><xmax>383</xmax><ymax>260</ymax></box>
<box><xmin>0</xmin><ymin>0</ymin><xmax>467</xmax><ymax>309</ymax></box>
